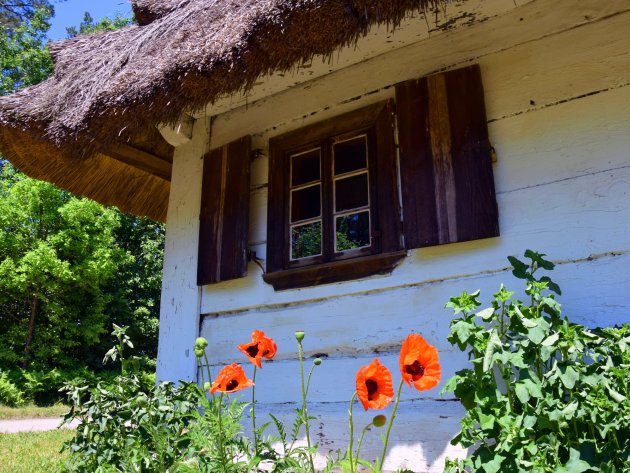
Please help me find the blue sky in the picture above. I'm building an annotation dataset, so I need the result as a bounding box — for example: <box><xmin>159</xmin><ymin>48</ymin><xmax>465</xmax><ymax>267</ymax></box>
<box><xmin>48</xmin><ymin>0</ymin><xmax>132</xmax><ymax>40</ymax></box>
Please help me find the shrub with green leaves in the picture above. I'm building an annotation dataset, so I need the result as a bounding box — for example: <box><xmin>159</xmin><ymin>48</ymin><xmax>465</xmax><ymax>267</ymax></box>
<box><xmin>0</xmin><ymin>369</ymin><xmax>24</xmax><ymax>406</ymax></box>
<box><xmin>443</xmin><ymin>250</ymin><xmax>629</xmax><ymax>473</ymax></box>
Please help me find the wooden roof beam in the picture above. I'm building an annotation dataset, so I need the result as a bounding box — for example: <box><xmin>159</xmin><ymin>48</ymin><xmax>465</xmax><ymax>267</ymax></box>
<box><xmin>106</xmin><ymin>143</ymin><xmax>172</xmax><ymax>181</ymax></box>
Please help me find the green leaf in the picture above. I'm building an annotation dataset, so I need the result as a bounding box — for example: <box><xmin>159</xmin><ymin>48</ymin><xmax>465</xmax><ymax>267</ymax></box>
<box><xmin>527</xmin><ymin>325</ymin><xmax>546</xmax><ymax>345</ymax></box>
<box><xmin>559</xmin><ymin>448</ymin><xmax>591</xmax><ymax>473</ymax></box>
<box><xmin>476</xmin><ymin>308</ymin><xmax>495</xmax><ymax>321</ymax></box>
<box><xmin>558</xmin><ymin>366</ymin><xmax>579</xmax><ymax>389</ymax></box>
<box><xmin>508</xmin><ymin>256</ymin><xmax>529</xmax><ymax>279</ymax></box>
<box><xmin>482</xmin><ymin>454</ymin><xmax>505</xmax><ymax>473</ymax></box>
<box><xmin>478</xmin><ymin>412</ymin><xmax>495</xmax><ymax>430</ymax></box>
<box><xmin>483</xmin><ymin>331</ymin><xmax>502</xmax><ymax>372</ymax></box>
<box><xmin>542</xmin><ymin>333</ymin><xmax>559</xmax><ymax>346</ymax></box>
<box><xmin>607</xmin><ymin>385</ymin><xmax>626</xmax><ymax>403</ymax></box>
<box><xmin>515</xmin><ymin>383</ymin><xmax>530</xmax><ymax>404</ymax></box>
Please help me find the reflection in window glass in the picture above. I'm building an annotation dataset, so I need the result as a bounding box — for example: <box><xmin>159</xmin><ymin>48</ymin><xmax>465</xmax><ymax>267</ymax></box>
<box><xmin>291</xmin><ymin>185</ymin><xmax>321</xmax><ymax>223</ymax></box>
<box><xmin>291</xmin><ymin>221</ymin><xmax>322</xmax><ymax>260</ymax></box>
<box><xmin>291</xmin><ymin>149</ymin><xmax>321</xmax><ymax>186</ymax></box>
<box><xmin>334</xmin><ymin>136</ymin><xmax>367</xmax><ymax>175</ymax></box>
<box><xmin>336</xmin><ymin>211</ymin><xmax>370</xmax><ymax>251</ymax></box>
<box><xmin>335</xmin><ymin>173</ymin><xmax>369</xmax><ymax>212</ymax></box>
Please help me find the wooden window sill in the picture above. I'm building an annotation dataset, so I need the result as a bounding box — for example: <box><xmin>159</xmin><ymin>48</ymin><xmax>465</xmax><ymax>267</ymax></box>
<box><xmin>262</xmin><ymin>251</ymin><xmax>407</xmax><ymax>291</ymax></box>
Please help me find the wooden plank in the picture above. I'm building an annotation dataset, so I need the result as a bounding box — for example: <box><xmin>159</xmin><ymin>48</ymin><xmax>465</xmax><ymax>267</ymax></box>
<box><xmin>262</xmin><ymin>251</ymin><xmax>406</xmax><ymax>290</ymax></box>
<box><xmin>220</xmin><ymin>137</ymin><xmax>251</xmax><ymax>281</ymax></box>
<box><xmin>395</xmin><ymin>77</ymin><xmax>438</xmax><ymax>248</ymax></box>
<box><xmin>396</xmin><ymin>66</ymin><xmax>499</xmax><ymax>249</ymax></box>
<box><xmin>374</xmin><ymin>101</ymin><xmax>403</xmax><ymax>253</ymax></box>
<box><xmin>444</xmin><ymin>65</ymin><xmax>499</xmax><ymax>243</ymax></box>
<box><xmin>198</xmin><ymin>136</ymin><xmax>251</xmax><ymax>285</ymax></box>
<box><xmin>209</xmin><ymin>0</ymin><xmax>630</xmax><ymax>149</ymax></box>
<box><xmin>200</xmin><ymin>0</ymin><xmax>529</xmax><ymax>119</ymax></box>
<box><xmin>107</xmin><ymin>143</ymin><xmax>172</xmax><ymax>181</ymax></box>
<box><xmin>202</xmin><ymin>160</ymin><xmax>630</xmax><ymax>314</ymax></box>
<box><xmin>156</xmin><ymin>117</ymin><xmax>208</xmax><ymax>383</ymax></box>
<box><xmin>202</xmin><ymin>252</ymin><xmax>630</xmax><ymax>386</ymax></box>
<box><xmin>265</xmin><ymin>137</ymin><xmax>286</xmax><ymax>273</ymax></box>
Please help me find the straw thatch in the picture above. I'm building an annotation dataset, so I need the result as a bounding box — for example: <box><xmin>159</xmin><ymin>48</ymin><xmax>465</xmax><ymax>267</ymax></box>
<box><xmin>0</xmin><ymin>0</ymin><xmax>443</xmax><ymax>221</ymax></box>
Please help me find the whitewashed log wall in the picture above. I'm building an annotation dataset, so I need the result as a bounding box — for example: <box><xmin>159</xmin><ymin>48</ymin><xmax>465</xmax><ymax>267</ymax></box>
<box><xmin>158</xmin><ymin>0</ymin><xmax>630</xmax><ymax>470</ymax></box>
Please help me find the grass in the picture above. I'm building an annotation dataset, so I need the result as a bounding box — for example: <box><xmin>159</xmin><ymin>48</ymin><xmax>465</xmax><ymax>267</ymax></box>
<box><xmin>0</xmin><ymin>429</ymin><xmax>72</xmax><ymax>472</ymax></box>
<box><xmin>0</xmin><ymin>404</ymin><xmax>68</xmax><ymax>420</ymax></box>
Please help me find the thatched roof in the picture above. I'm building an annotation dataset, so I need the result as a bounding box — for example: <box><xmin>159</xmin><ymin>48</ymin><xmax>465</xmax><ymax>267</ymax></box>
<box><xmin>0</xmin><ymin>0</ymin><xmax>442</xmax><ymax>221</ymax></box>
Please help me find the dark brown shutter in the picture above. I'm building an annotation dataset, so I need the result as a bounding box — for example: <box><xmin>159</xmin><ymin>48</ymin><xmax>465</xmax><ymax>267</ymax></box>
<box><xmin>396</xmin><ymin>64</ymin><xmax>499</xmax><ymax>249</ymax></box>
<box><xmin>266</xmin><ymin>134</ymin><xmax>289</xmax><ymax>274</ymax></box>
<box><xmin>197</xmin><ymin>136</ymin><xmax>251</xmax><ymax>285</ymax></box>
<box><xmin>374</xmin><ymin>101</ymin><xmax>403</xmax><ymax>253</ymax></box>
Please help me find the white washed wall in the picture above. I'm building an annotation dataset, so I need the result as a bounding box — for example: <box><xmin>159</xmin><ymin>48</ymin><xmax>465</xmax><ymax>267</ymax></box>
<box><xmin>159</xmin><ymin>0</ymin><xmax>630</xmax><ymax>471</ymax></box>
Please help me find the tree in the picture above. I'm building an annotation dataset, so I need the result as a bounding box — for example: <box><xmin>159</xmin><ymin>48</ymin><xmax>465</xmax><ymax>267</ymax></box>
<box><xmin>65</xmin><ymin>11</ymin><xmax>132</xmax><ymax>38</ymax></box>
<box><xmin>0</xmin><ymin>0</ymin><xmax>54</xmax><ymax>30</ymax></box>
<box><xmin>0</xmin><ymin>6</ymin><xmax>52</xmax><ymax>94</ymax></box>
<box><xmin>0</xmin><ymin>164</ymin><xmax>125</xmax><ymax>367</ymax></box>
<box><xmin>0</xmin><ymin>9</ymin><xmax>164</xmax><ymax>370</ymax></box>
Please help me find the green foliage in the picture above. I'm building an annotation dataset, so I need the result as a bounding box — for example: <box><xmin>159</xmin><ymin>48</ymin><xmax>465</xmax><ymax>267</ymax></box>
<box><xmin>62</xmin><ymin>326</ymin><xmax>248</xmax><ymax>473</ymax></box>
<box><xmin>65</xmin><ymin>11</ymin><xmax>132</xmax><ymax>38</ymax></box>
<box><xmin>0</xmin><ymin>6</ymin><xmax>53</xmax><ymax>94</ymax></box>
<box><xmin>0</xmin><ymin>0</ymin><xmax>54</xmax><ymax>30</ymax></box>
<box><xmin>443</xmin><ymin>250</ymin><xmax>630</xmax><ymax>473</ymax></box>
<box><xmin>0</xmin><ymin>370</ymin><xmax>24</xmax><ymax>406</ymax></box>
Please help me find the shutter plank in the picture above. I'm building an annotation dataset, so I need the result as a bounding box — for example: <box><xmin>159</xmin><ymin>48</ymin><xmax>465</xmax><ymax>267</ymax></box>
<box><xmin>445</xmin><ymin>65</ymin><xmax>499</xmax><ymax>242</ymax></box>
<box><xmin>266</xmin><ymin>140</ymin><xmax>286</xmax><ymax>273</ymax></box>
<box><xmin>374</xmin><ymin>100</ymin><xmax>403</xmax><ymax>253</ymax></box>
<box><xmin>396</xmin><ymin>64</ymin><xmax>499</xmax><ymax>249</ymax></box>
<box><xmin>396</xmin><ymin>78</ymin><xmax>440</xmax><ymax>248</ymax></box>
<box><xmin>197</xmin><ymin>136</ymin><xmax>251</xmax><ymax>285</ymax></box>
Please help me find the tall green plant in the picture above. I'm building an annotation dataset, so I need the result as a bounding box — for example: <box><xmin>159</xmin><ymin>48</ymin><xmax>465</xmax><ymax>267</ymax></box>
<box><xmin>443</xmin><ymin>250</ymin><xmax>629</xmax><ymax>472</ymax></box>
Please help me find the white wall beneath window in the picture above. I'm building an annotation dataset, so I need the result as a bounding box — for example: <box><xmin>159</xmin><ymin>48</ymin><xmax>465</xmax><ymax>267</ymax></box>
<box><xmin>159</xmin><ymin>0</ymin><xmax>630</xmax><ymax>470</ymax></box>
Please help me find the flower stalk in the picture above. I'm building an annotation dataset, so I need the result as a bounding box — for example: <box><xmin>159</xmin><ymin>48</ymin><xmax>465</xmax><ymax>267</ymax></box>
<box><xmin>297</xmin><ymin>331</ymin><xmax>316</xmax><ymax>473</ymax></box>
<box><xmin>379</xmin><ymin>378</ymin><xmax>404</xmax><ymax>472</ymax></box>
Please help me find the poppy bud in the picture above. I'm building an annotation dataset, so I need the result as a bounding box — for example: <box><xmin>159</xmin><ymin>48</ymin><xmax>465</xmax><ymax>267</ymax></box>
<box><xmin>313</xmin><ymin>358</ymin><xmax>322</xmax><ymax>366</ymax></box>
<box><xmin>373</xmin><ymin>414</ymin><xmax>387</xmax><ymax>427</ymax></box>
<box><xmin>203</xmin><ymin>382</ymin><xmax>212</xmax><ymax>392</ymax></box>
<box><xmin>194</xmin><ymin>347</ymin><xmax>204</xmax><ymax>358</ymax></box>
<box><xmin>295</xmin><ymin>331</ymin><xmax>305</xmax><ymax>342</ymax></box>
<box><xmin>195</xmin><ymin>337</ymin><xmax>208</xmax><ymax>349</ymax></box>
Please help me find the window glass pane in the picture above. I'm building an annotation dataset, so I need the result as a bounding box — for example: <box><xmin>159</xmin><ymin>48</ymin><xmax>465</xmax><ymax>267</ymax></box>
<box><xmin>291</xmin><ymin>149</ymin><xmax>321</xmax><ymax>186</ymax></box>
<box><xmin>291</xmin><ymin>185</ymin><xmax>321</xmax><ymax>223</ymax></box>
<box><xmin>335</xmin><ymin>173</ymin><xmax>368</xmax><ymax>212</ymax></box>
<box><xmin>336</xmin><ymin>211</ymin><xmax>370</xmax><ymax>251</ymax></box>
<box><xmin>291</xmin><ymin>221</ymin><xmax>322</xmax><ymax>259</ymax></box>
<box><xmin>334</xmin><ymin>136</ymin><xmax>367</xmax><ymax>175</ymax></box>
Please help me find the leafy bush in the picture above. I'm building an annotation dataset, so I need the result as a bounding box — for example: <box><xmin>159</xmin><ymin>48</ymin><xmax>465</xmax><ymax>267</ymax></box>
<box><xmin>0</xmin><ymin>369</ymin><xmax>24</xmax><ymax>406</ymax></box>
<box><xmin>443</xmin><ymin>250</ymin><xmax>629</xmax><ymax>472</ymax></box>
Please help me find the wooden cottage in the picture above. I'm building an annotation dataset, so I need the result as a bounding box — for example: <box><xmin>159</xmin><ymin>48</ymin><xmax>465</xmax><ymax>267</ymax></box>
<box><xmin>1</xmin><ymin>0</ymin><xmax>628</xmax><ymax>470</ymax></box>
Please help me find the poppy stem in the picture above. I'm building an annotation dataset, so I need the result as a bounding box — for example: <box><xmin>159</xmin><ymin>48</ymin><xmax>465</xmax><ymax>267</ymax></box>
<box><xmin>198</xmin><ymin>355</ymin><xmax>206</xmax><ymax>390</ymax></box>
<box><xmin>203</xmin><ymin>352</ymin><xmax>214</xmax><ymax>399</ymax></box>
<box><xmin>379</xmin><ymin>379</ymin><xmax>404</xmax><ymax>472</ymax></box>
<box><xmin>347</xmin><ymin>392</ymin><xmax>357</xmax><ymax>473</ymax></box>
<box><xmin>355</xmin><ymin>422</ymin><xmax>373</xmax><ymax>470</ymax></box>
<box><xmin>251</xmin><ymin>365</ymin><xmax>258</xmax><ymax>456</ymax></box>
<box><xmin>217</xmin><ymin>393</ymin><xmax>228</xmax><ymax>473</ymax></box>
<box><xmin>297</xmin><ymin>338</ymin><xmax>316</xmax><ymax>473</ymax></box>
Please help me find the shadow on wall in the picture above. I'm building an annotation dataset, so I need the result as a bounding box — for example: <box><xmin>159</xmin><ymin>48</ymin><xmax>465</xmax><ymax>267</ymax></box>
<box><xmin>240</xmin><ymin>400</ymin><xmax>468</xmax><ymax>472</ymax></box>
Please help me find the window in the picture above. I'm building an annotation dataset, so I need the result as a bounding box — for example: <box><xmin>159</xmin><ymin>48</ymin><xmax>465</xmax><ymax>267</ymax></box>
<box><xmin>199</xmin><ymin>65</ymin><xmax>499</xmax><ymax>290</ymax></box>
<box><xmin>288</xmin><ymin>133</ymin><xmax>374</xmax><ymax>265</ymax></box>
<box><xmin>264</xmin><ymin>101</ymin><xmax>405</xmax><ymax>290</ymax></box>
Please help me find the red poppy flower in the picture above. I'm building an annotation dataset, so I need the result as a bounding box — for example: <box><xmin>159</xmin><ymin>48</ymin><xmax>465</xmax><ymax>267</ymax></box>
<box><xmin>399</xmin><ymin>334</ymin><xmax>441</xmax><ymax>391</ymax></box>
<box><xmin>210</xmin><ymin>363</ymin><xmax>254</xmax><ymax>394</ymax></box>
<box><xmin>356</xmin><ymin>358</ymin><xmax>394</xmax><ymax>411</ymax></box>
<box><xmin>238</xmin><ymin>330</ymin><xmax>277</xmax><ymax>369</ymax></box>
